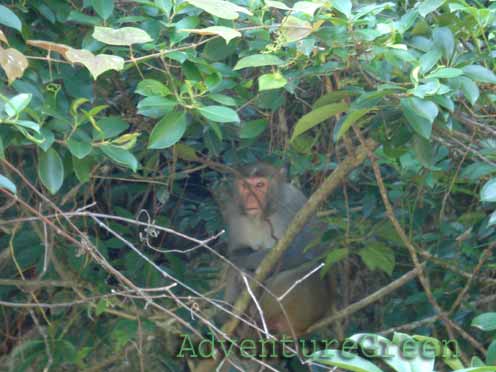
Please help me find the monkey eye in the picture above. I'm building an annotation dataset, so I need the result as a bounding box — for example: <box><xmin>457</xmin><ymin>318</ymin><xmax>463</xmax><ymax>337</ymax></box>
<box><xmin>255</xmin><ymin>181</ymin><xmax>266</xmax><ymax>188</ymax></box>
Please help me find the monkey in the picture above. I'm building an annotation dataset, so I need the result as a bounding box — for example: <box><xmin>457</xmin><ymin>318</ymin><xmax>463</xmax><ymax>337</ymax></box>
<box><xmin>214</xmin><ymin>163</ymin><xmax>335</xmax><ymax>337</ymax></box>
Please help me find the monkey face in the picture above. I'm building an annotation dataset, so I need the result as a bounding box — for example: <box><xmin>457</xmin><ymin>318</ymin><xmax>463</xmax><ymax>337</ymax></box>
<box><xmin>236</xmin><ymin>177</ymin><xmax>269</xmax><ymax>217</ymax></box>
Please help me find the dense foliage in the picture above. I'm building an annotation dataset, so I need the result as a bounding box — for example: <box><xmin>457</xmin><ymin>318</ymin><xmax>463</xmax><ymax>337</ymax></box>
<box><xmin>0</xmin><ymin>0</ymin><xmax>496</xmax><ymax>371</ymax></box>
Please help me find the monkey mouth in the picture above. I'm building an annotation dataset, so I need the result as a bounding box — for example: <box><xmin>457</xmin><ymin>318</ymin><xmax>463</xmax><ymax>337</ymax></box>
<box><xmin>245</xmin><ymin>208</ymin><xmax>262</xmax><ymax>215</ymax></box>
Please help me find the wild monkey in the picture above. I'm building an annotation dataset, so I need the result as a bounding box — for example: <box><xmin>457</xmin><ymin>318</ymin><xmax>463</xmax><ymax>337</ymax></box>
<box><xmin>215</xmin><ymin>163</ymin><xmax>335</xmax><ymax>336</ymax></box>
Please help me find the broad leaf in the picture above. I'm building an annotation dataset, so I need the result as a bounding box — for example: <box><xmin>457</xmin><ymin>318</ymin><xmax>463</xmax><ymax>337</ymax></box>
<box><xmin>239</xmin><ymin>119</ymin><xmax>268</xmax><ymax>139</ymax></box>
<box><xmin>331</xmin><ymin>0</ymin><xmax>352</xmax><ymax>17</ymax></box>
<box><xmin>233</xmin><ymin>54</ymin><xmax>284</xmax><ymax>70</ymax></box>
<box><xmin>265</xmin><ymin>0</ymin><xmax>290</xmax><ymax>10</ymax></box>
<box><xmin>148</xmin><ymin>112</ymin><xmax>187</xmax><ymax>149</ymax></box>
<box><xmin>335</xmin><ymin>108</ymin><xmax>373</xmax><ymax>141</ymax></box>
<box><xmin>186</xmin><ymin>0</ymin><xmax>252</xmax><ymax>20</ymax></box>
<box><xmin>459</xmin><ymin>76</ymin><xmax>479</xmax><ymax>105</ymax></box>
<box><xmin>463</xmin><ymin>65</ymin><xmax>496</xmax><ymax>84</ymax></box>
<box><xmin>94</xmin><ymin>116</ymin><xmax>129</xmax><ymax>139</ymax></box>
<box><xmin>4</xmin><ymin>93</ymin><xmax>32</xmax><ymax>117</ymax></box>
<box><xmin>181</xmin><ymin>26</ymin><xmax>241</xmax><ymax>43</ymax></box>
<box><xmin>73</xmin><ymin>156</ymin><xmax>94</xmax><ymax>183</ymax></box>
<box><xmin>258</xmin><ymin>73</ymin><xmax>287</xmax><ymax>91</ymax></box>
<box><xmin>93</xmin><ymin>26</ymin><xmax>153</xmax><ymax>45</ymax></box>
<box><xmin>481</xmin><ymin>178</ymin><xmax>496</xmax><ymax>202</ymax></box>
<box><xmin>0</xmin><ymin>174</ymin><xmax>16</xmax><ymax>194</ymax></box>
<box><xmin>358</xmin><ymin>244</ymin><xmax>395</xmax><ymax>275</ymax></box>
<box><xmin>67</xmin><ymin>138</ymin><xmax>92</xmax><ymax>159</ymax></box>
<box><xmin>418</xmin><ymin>0</ymin><xmax>446</xmax><ymax>17</ymax></box>
<box><xmin>280</xmin><ymin>16</ymin><xmax>312</xmax><ymax>42</ymax></box>
<box><xmin>38</xmin><ymin>148</ymin><xmax>64</xmax><ymax>194</ymax></box>
<box><xmin>419</xmin><ymin>48</ymin><xmax>442</xmax><ymax>74</ymax></box>
<box><xmin>101</xmin><ymin>144</ymin><xmax>139</xmax><ymax>171</ymax></box>
<box><xmin>65</xmin><ymin>49</ymin><xmax>124</xmax><ymax>79</ymax></box>
<box><xmin>135</xmin><ymin>79</ymin><xmax>170</xmax><ymax>97</ymax></box>
<box><xmin>425</xmin><ymin>67</ymin><xmax>463</xmax><ymax>79</ymax></box>
<box><xmin>432</xmin><ymin>27</ymin><xmax>454</xmax><ymax>60</ymax></box>
<box><xmin>198</xmin><ymin>105</ymin><xmax>240</xmax><ymax>123</ymax></box>
<box><xmin>291</xmin><ymin>102</ymin><xmax>347</xmax><ymax>141</ymax></box>
<box><xmin>471</xmin><ymin>313</ymin><xmax>496</xmax><ymax>332</ymax></box>
<box><xmin>137</xmin><ymin>96</ymin><xmax>176</xmax><ymax>118</ymax></box>
<box><xmin>91</xmin><ymin>0</ymin><xmax>114</xmax><ymax>20</ymax></box>
<box><xmin>312</xmin><ymin>349</ymin><xmax>383</xmax><ymax>372</ymax></box>
<box><xmin>401</xmin><ymin>97</ymin><xmax>438</xmax><ymax>139</ymax></box>
<box><xmin>0</xmin><ymin>5</ymin><xmax>22</xmax><ymax>31</ymax></box>
<box><xmin>293</xmin><ymin>1</ymin><xmax>322</xmax><ymax>16</ymax></box>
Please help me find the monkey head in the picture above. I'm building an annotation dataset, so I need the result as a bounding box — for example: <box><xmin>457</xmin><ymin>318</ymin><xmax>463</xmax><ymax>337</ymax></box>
<box><xmin>235</xmin><ymin>163</ymin><xmax>286</xmax><ymax>218</ymax></box>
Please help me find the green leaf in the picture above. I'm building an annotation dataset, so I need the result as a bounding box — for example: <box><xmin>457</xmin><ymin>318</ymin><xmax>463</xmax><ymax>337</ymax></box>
<box><xmin>233</xmin><ymin>54</ymin><xmax>284</xmax><ymax>70</ymax></box>
<box><xmin>413</xmin><ymin>135</ymin><xmax>434</xmax><ymax>168</ymax></box>
<box><xmin>358</xmin><ymin>245</ymin><xmax>395</xmax><ymax>275</ymax></box>
<box><xmin>181</xmin><ymin>26</ymin><xmax>241</xmax><ymax>43</ymax></box>
<box><xmin>155</xmin><ymin>0</ymin><xmax>172</xmax><ymax>15</ymax></box>
<box><xmin>335</xmin><ymin>108</ymin><xmax>372</xmax><ymax>141</ymax></box>
<box><xmin>400</xmin><ymin>97</ymin><xmax>438</xmax><ymax>139</ymax></box>
<box><xmin>258</xmin><ymin>73</ymin><xmax>287</xmax><ymax>91</ymax></box>
<box><xmin>175</xmin><ymin>143</ymin><xmax>198</xmax><ymax>161</ymax></box>
<box><xmin>0</xmin><ymin>174</ymin><xmax>16</xmax><ymax>194</ymax></box>
<box><xmin>198</xmin><ymin>105</ymin><xmax>240</xmax><ymax>123</ymax></box>
<box><xmin>291</xmin><ymin>103</ymin><xmax>348</xmax><ymax>141</ymax></box>
<box><xmin>331</xmin><ymin>0</ymin><xmax>352</xmax><ymax>17</ymax></box>
<box><xmin>418</xmin><ymin>0</ymin><xmax>445</xmax><ymax>17</ymax></box>
<box><xmin>313</xmin><ymin>90</ymin><xmax>356</xmax><ymax>108</ymax></box>
<box><xmin>208</xmin><ymin>94</ymin><xmax>237</xmax><ymax>106</ymax></box>
<box><xmin>94</xmin><ymin>116</ymin><xmax>129</xmax><ymax>139</ymax></box>
<box><xmin>432</xmin><ymin>27</ymin><xmax>454</xmax><ymax>61</ymax></box>
<box><xmin>459</xmin><ymin>76</ymin><xmax>479</xmax><ymax>105</ymax></box>
<box><xmin>38</xmin><ymin>148</ymin><xmax>64</xmax><ymax>194</ymax></box>
<box><xmin>0</xmin><ymin>5</ymin><xmax>22</xmax><ymax>31</ymax></box>
<box><xmin>135</xmin><ymin>79</ymin><xmax>170</xmax><ymax>96</ymax></box>
<box><xmin>91</xmin><ymin>0</ymin><xmax>114</xmax><ymax>20</ymax></box>
<box><xmin>472</xmin><ymin>313</ymin><xmax>496</xmax><ymax>331</ymax></box>
<box><xmin>73</xmin><ymin>156</ymin><xmax>94</xmax><ymax>183</ymax></box>
<box><xmin>186</xmin><ymin>0</ymin><xmax>252</xmax><ymax>20</ymax></box>
<box><xmin>419</xmin><ymin>48</ymin><xmax>442</xmax><ymax>74</ymax></box>
<box><xmin>101</xmin><ymin>144</ymin><xmax>139</xmax><ymax>171</ymax></box>
<box><xmin>488</xmin><ymin>340</ymin><xmax>496</xmax><ymax>365</ymax></box>
<box><xmin>460</xmin><ymin>162</ymin><xmax>495</xmax><ymax>181</ymax></box>
<box><xmin>451</xmin><ymin>368</ymin><xmax>496</xmax><ymax>372</ymax></box>
<box><xmin>280</xmin><ymin>16</ymin><xmax>312</xmax><ymax>42</ymax></box>
<box><xmin>324</xmin><ymin>248</ymin><xmax>349</xmax><ymax>267</ymax></box>
<box><xmin>148</xmin><ymin>112</ymin><xmax>187</xmax><ymax>149</ymax></box>
<box><xmin>481</xmin><ymin>178</ymin><xmax>496</xmax><ymax>202</ymax></box>
<box><xmin>93</xmin><ymin>26</ymin><xmax>153</xmax><ymax>45</ymax></box>
<box><xmin>67</xmin><ymin>11</ymin><xmax>100</xmax><ymax>25</ymax></box>
<box><xmin>15</xmin><ymin>120</ymin><xmax>40</xmax><ymax>132</ymax></box>
<box><xmin>239</xmin><ymin>119</ymin><xmax>268</xmax><ymax>139</ymax></box>
<box><xmin>409</xmin><ymin>80</ymin><xmax>441</xmax><ymax>98</ymax></box>
<box><xmin>265</xmin><ymin>0</ymin><xmax>290</xmax><ymax>10</ymax></box>
<box><xmin>312</xmin><ymin>349</ymin><xmax>383</xmax><ymax>372</ymax></box>
<box><xmin>67</xmin><ymin>138</ymin><xmax>92</xmax><ymax>159</ymax></box>
<box><xmin>293</xmin><ymin>1</ymin><xmax>323</xmax><ymax>16</ymax></box>
<box><xmin>137</xmin><ymin>96</ymin><xmax>176</xmax><ymax>118</ymax></box>
<box><xmin>463</xmin><ymin>65</ymin><xmax>496</xmax><ymax>84</ymax></box>
<box><xmin>430</xmin><ymin>95</ymin><xmax>453</xmax><ymax>112</ymax></box>
<box><xmin>5</xmin><ymin>93</ymin><xmax>32</xmax><ymax>117</ymax></box>
<box><xmin>425</xmin><ymin>67</ymin><xmax>463</xmax><ymax>79</ymax></box>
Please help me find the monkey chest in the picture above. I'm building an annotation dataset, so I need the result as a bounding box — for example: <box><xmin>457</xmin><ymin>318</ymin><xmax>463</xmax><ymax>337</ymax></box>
<box><xmin>232</xmin><ymin>216</ymin><xmax>285</xmax><ymax>251</ymax></box>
